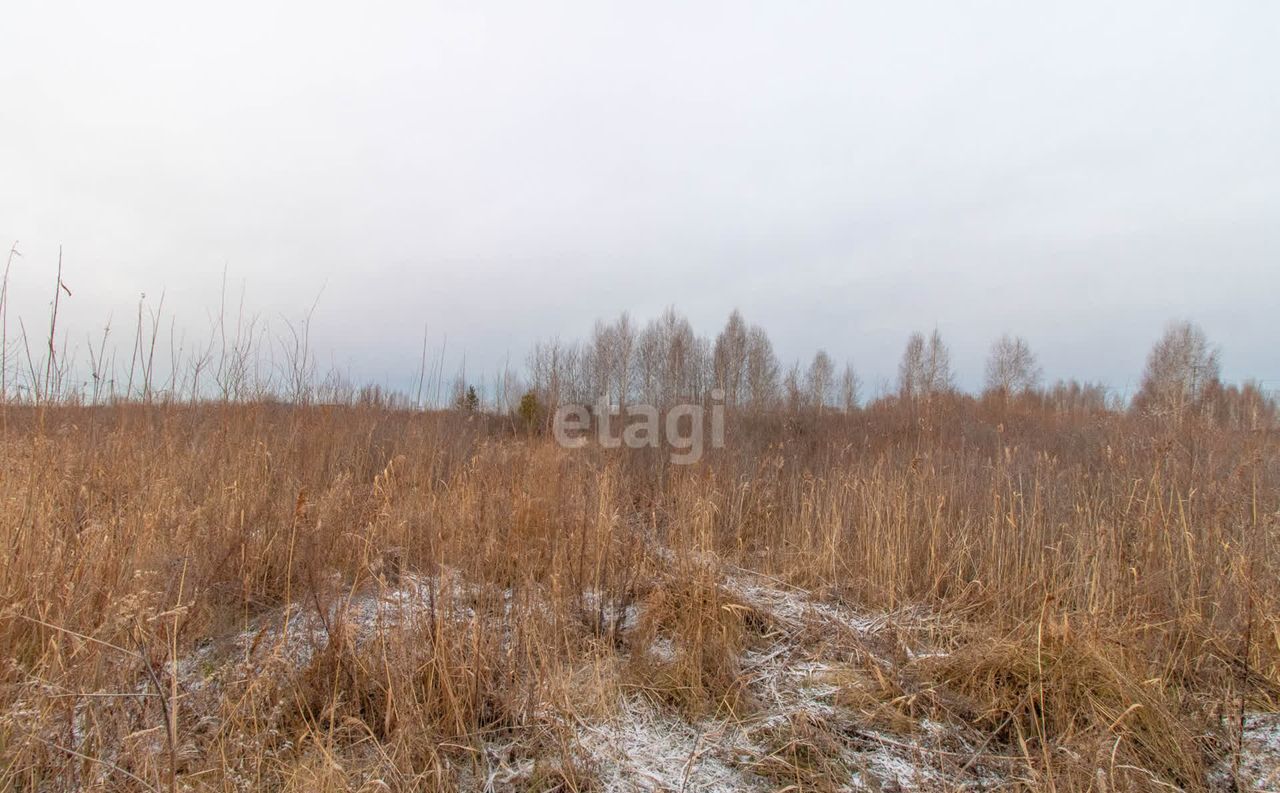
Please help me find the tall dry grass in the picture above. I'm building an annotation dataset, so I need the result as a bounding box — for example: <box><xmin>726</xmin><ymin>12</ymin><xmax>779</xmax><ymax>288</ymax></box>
<box><xmin>0</xmin><ymin>396</ymin><xmax>1276</xmax><ymax>790</ymax></box>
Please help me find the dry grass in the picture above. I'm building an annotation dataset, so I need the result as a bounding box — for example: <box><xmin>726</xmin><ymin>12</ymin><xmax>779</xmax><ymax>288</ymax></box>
<box><xmin>0</xmin><ymin>398</ymin><xmax>1277</xmax><ymax>791</ymax></box>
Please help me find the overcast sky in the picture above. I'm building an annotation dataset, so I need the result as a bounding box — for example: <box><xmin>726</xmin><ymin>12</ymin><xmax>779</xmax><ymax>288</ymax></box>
<box><xmin>2</xmin><ymin>1</ymin><xmax>1277</xmax><ymax>397</ymax></box>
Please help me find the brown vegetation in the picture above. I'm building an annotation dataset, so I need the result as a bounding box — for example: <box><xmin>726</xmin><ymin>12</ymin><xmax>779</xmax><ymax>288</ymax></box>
<box><xmin>0</xmin><ymin>393</ymin><xmax>1276</xmax><ymax>791</ymax></box>
<box><xmin>1</xmin><ymin>257</ymin><xmax>1276</xmax><ymax>789</ymax></box>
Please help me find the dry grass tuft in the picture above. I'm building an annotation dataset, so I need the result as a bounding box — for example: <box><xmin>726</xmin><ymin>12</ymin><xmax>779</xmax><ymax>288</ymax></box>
<box><xmin>911</xmin><ymin>620</ymin><xmax>1211</xmax><ymax>791</ymax></box>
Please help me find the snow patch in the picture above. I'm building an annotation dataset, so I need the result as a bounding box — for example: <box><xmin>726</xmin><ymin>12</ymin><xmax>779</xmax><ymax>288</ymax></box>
<box><xmin>577</xmin><ymin>697</ymin><xmax>763</xmax><ymax>793</ymax></box>
<box><xmin>1214</xmin><ymin>712</ymin><xmax>1280</xmax><ymax>792</ymax></box>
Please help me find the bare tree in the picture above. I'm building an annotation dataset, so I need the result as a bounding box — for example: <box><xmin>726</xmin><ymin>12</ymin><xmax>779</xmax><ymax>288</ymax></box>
<box><xmin>898</xmin><ymin>332</ymin><xmax>925</xmax><ymax>399</ymax></box>
<box><xmin>783</xmin><ymin>362</ymin><xmax>804</xmax><ymax>411</ymax></box>
<box><xmin>692</xmin><ymin>334</ymin><xmax>716</xmax><ymax>401</ymax></box>
<box><xmin>713</xmin><ymin>309</ymin><xmax>749</xmax><ymax>407</ymax></box>
<box><xmin>898</xmin><ymin>330</ymin><xmax>953</xmax><ymax>399</ymax></box>
<box><xmin>1207</xmin><ymin>379</ymin><xmax>1278</xmax><ymax>430</ymax></box>
<box><xmin>657</xmin><ymin>307</ymin><xmax>698</xmax><ymax>405</ymax></box>
<box><xmin>984</xmin><ymin>334</ymin><xmax>1042</xmax><ymax>396</ymax></box>
<box><xmin>745</xmin><ymin>325</ymin><xmax>779</xmax><ymax>409</ymax></box>
<box><xmin>807</xmin><ymin>349</ymin><xmax>834</xmax><ymax>409</ymax></box>
<box><xmin>840</xmin><ymin>362</ymin><xmax>861</xmax><ymax>412</ymax></box>
<box><xmin>636</xmin><ymin>319</ymin><xmax>665</xmax><ymax>406</ymax></box>
<box><xmin>583</xmin><ymin>319</ymin><xmax>613</xmax><ymax>402</ymax></box>
<box><xmin>529</xmin><ymin>337</ymin><xmax>581</xmax><ymax>410</ymax></box>
<box><xmin>924</xmin><ymin>330</ymin><xmax>953</xmax><ymax>395</ymax></box>
<box><xmin>612</xmin><ymin>312</ymin><xmax>636</xmax><ymax>406</ymax></box>
<box><xmin>1134</xmin><ymin>320</ymin><xmax>1221</xmax><ymax>420</ymax></box>
<box><xmin>1047</xmin><ymin>379</ymin><xmax>1110</xmax><ymax>415</ymax></box>
<box><xmin>580</xmin><ymin>314</ymin><xmax>638</xmax><ymax>405</ymax></box>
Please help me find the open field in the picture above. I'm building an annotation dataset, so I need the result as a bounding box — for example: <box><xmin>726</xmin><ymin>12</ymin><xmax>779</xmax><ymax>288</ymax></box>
<box><xmin>1</xmin><ymin>398</ymin><xmax>1277</xmax><ymax>791</ymax></box>
<box><xmin>6</xmin><ymin>1</ymin><xmax>1279</xmax><ymax>789</ymax></box>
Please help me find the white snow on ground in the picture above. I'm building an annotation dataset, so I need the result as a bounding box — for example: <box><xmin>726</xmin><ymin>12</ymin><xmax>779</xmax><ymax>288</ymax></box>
<box><xmin>717</xmin><ymin>569</ymin><xmax>1004</xmax><ymax>792</ymax></box>
<box><xmin>150</xmin><ymin>555</ymin><xmax>1271</xmax><ymax>792</ymax></box>
<box><xmin>164</xmin><ymin>559</ymin><xmax>1008</xmax><ymax>791</ymax></box>
<box><xmin>576</xmin><ymin>698</ymin><xmax>761</xmax><ymax>793</ymax></box>
<box><xmin>11</xmin><ymin>535</ymin><xmax>1272</xmax><ymax>791</ymax></box>
<box><xmin>542</xmin><ymin>562</ymin><xmax>1004</xmax><ymax>792</ymax></box>
<box><xmin>218</xmin><ymin>568</ymin><xmax>492</xmax><ymax>671</ymax></box>
<box><xmin>722</xmin><ymin>573</ymin><xmax>887</xmax><ymax>636</ymax></box>
<box><xmin>1214</xmin><ymin>712</ymin><xmax>1280</xmax><ymax>792</ymax></box>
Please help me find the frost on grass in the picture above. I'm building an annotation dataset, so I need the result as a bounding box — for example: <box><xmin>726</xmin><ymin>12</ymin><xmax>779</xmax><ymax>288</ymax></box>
<box><xmin>215</xmin><ymin>567</ymin><xmax>501</xmax><ymax>671</ymax></box>
<box><xmin>576</xmin><ymin>697</ymin><xmax>761</xmax><ymax>793</ymax></box>
<box><xmin>723</xmin><ymin>573</ymin><xmax>886</xmax><ymax>636</ymax></box>
<box><xmin>724</xmin><ymin>576</ymin><xmax>1004</xmax><ymax>792</ymax></box>
<box><xmin>1213</xmin><ymin>712</ymin><xmax>1280</xmax><ymax>792</ymax></box>
<box><xmin>92</xmin><ymin>555</ymin><xmax>1239</xmax><ymax>792</ymax></box>
<box><xmin>186</xmin><ymin>558</ymin><xmax>1008</xmax><ymax>791</ymax></box>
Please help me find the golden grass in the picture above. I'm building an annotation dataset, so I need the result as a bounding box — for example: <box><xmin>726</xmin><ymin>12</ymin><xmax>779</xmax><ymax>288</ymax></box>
<box><xmin>0</xmin><ymin>398</ymin><xmax>1276</xmax><ymax>791</ymax></box>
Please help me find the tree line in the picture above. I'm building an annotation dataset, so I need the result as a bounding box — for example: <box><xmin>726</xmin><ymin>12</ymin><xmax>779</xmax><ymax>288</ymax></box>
<box><xmin>518</xmin><ymin>309</ymin><xmax>1276</xmax><ymax>430</ymax></box>
<box><xmin>1</xmin><ymin>244</ymin><xmax>1273</xmax><ymax>428</ymax></box>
